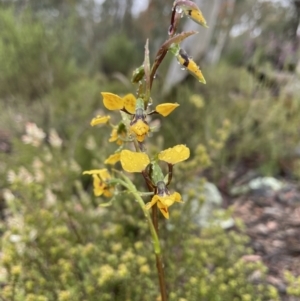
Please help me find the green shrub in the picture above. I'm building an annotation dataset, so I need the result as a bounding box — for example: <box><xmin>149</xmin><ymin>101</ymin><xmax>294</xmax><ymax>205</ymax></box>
<box><xmin>161</xmin><ymin>62</ymin><xmax>300</xmax><ymax>177</ymax></box>
<box><xmin>101</xmin><ymin>33</ymin><xmax>139</xmax><ymax>76</ymax></box>
<box><xmin>0</xmin><ymin>134</ymin><xmax>279</xmax><ymax>301</ymax></box>
<box><xmin>0</xmin><ymin>9</ymin><xmax>78</xmax><ymax>101</ymax></box>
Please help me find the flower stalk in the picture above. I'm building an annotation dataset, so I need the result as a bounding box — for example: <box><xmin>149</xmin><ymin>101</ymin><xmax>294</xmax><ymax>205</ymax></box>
<box><xmin>83</xmin><ymin>1</ymin><xmax>208</xmax><ymax>299</ymax></box>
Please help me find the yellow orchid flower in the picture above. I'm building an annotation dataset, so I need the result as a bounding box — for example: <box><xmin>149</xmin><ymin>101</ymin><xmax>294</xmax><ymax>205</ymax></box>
<box><xmin>155</xmin><ymin>103</ymin><xmax>179</xmax><ymax>117</ymax></box>
<box><xmin>177</xmin><ymin>49</ymin><xmax>206</xmax><ymax>84</ymax></box>
<box><xmin>130</xmin><ymin>119</ymin><xmax>150</xmax><ymax>142</ymax></box>
<box><xmin>90</xmin><ymin>115</ymin><xmax>111</xmax><ymax>126</ymax></box>
<box><xmin>83</xmin><ymin>169</ymin><xmax>113</xmax><ymax>197</ymax></box>
<box><xmin>101</xmin><ymin>92</ymin><xmax>124</xmax><ymax>110</ymax></box>
<box><xmin>98</xmin><ymin>93</ymin><xmax>178</xmax><ymax>143</ymax></box>
<box><xmin>120</xmin><ymin>150</ymin><xmax>150</xmax><ymax>173</ymax></box>
<box><xmin>109</xmin><ymin>124</ymin><xmax>127</xmax><ymax>145</ymax></box>
<box><xmin>158</xmin><ymin>144</ymin><xmax>190</xmax><ymax>165</ymax></box>
<box><xmin>104</xmin><ymin>153</ymin><xmax>121</xmax><ymax>165</ymax></box>
<box><xmin>145</xmin><ymin>187</ymin><xmax>182</xmax><ymax>219</ymax></box>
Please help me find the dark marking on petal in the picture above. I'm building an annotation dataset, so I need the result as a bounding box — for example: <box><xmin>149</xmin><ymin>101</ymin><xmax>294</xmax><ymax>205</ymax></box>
<box><xmin>179</xmin><ymin>49</ymin><xmax>190</xmax><ymax>67</ymax></box>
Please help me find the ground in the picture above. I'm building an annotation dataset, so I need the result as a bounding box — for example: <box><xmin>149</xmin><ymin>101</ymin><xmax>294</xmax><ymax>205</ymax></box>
<box><xmin>232</xmin><ymin>181</ymin><xmax>300</xmax><ymax>301</ymax></box>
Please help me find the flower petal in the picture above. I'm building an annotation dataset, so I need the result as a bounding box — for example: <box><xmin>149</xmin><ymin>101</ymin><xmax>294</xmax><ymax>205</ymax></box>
<box><xmin>98</xmin><ymin>169</ymin><xmax>111</xmax><ymax>181</ymax></box>
<box><xmin>159</xmin><ymin>192</ymin><xmax>182</xmax><ymax>207</ymax></box>
<box><xmin>177</xmin><ymin>50</ymin><xmax>206</xmax><ymax>84</ymax></box>
<box><xmin>158</xmin><ymin>144</ymin><xmax>190</xmax><ymax>165</ymax></box>
<box><xmin>92</xmin><ymin>174</ymin><xmax>113</xmax><ymax>197</ymax></box>
<box><xmin>120</xmin><ymin>150</ymin><xmax>150</xmax><ymax>173</ymax></box>
<box><xmin>108</xmin><ymin>129</ymin><xmax>118</xmax><ymax>142</ymax></box>
<box><xmin>145</xmin><ymin>195</ymin><xmax>159</xmax><ymax>210</ymax></box>
<box><xmin>123</xmin><ymin>94</ymin><xmax>136</xmax><ymax>114</ymax></box>
<box><xmin>130</xmin><ymin>119</ymin><xmax>150</xmax><ymax>142</ymax></box>
<box><xmin>108</xmin><ymin>127</ymin><xmax>126</xmax><ymax>145</ymax></box>
<box><xmin>101</xmin><ymin>92</ymin><xmax>124</xmax><ymax>110</ymax></box>
<box><xmin>157</xmin><ymin>202</ymin><xmax>169</xmax><ymax>219</ymax></box>
<box><xmin>183</xmin><ymin>7</ymin><xmax>208</xmax><ymax>28</ymax></box>
<box><xmin>83</xmin><ymin>169</ymin><xmax>113</xmax><ymax>197</ymax></box>
<box><xmin>186</xmin><ymin>59</ymin><xmax>206</xmax><ymax>84</ymax></box>
<box><xmin>83</xmin><ymin>169</ymin><xmax>107</xmax><ymax>175</ymax></box>
<box><xmin>175</xmin><ymin>1</ymin><xmax>208</xmax><ymax>28</ymax></box>
<box><xmin>146</xmin><ymin>195</ymin><xmax>170</xmax><ymax>218</ymax></box>
<box><xmin>103</xmin><ymin>189</ymin><xmax>113</xmax><ymax>198</ymax></box>
<box><xmin>92</xmin><ymin>174</ymin><xmax>104</xmax><ymax>196</ymax></box>
<box><xmin>90</xmin><ymin>115</ymin><xmax>111</xmax><ymax>126</ymax></box>
<box><xmin>155</xmin><ymin>103</ymin><xmax>180</xmax><ymax>117</ymax></box>
<box><xmin>104</xmin><ymin>153</ymin><xmax>121</xmax><ymax>165</ymax></box>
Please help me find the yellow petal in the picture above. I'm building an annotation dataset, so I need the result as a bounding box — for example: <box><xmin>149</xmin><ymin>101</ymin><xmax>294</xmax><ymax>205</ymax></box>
<box><xmin>103</xmin><ymin>189</ymin><xmax>113</xmax><ymax>198</ymax></box>
<box><xmin>177</xmin><ymin>50</ymin><xmax>206</xmax><ymax>84</ymax></box>
<box><xmin>172</xmin><ymin>192</ymin><xmax>182</xmax><ymax>203</ymax></box>
<box><xmin>157</xmin><ymin>202</ymin><xmax>169</xmax><ymax>219</ymax></box>
<box><xmin>145</xmin><ymin>195</ymin><xmax>159</xmax><ymax>210</ymax></box>
<box><xmin>108</xmin><ymin>128</ymin><xmax>118</xmax><ymax>142</ymax></box>
<box><xmin>104</xmin><ymin>153</ymin><xmax>121</xmax><ymax>165</ymax></box>
<box><xmin>186</xmin><ymin>59</ymin><xmax>206</xmax><ymax>84</ymax></box>
<box><xmin>184</xmin><ymin>8</ymin><xmax>208</xmax><ymax>28</ymax></box>
<box><xmin>92</xmin><ymin>174</ymin><xmax>113</xmax><ymax>197</ymax></box>
<box><xmin>108</xmin><ymin>127</ymin><xmax>126</xmax><ymax>145</ymax></box>
<box><xmin>123</xmin><ymin>94</ymin><xmax>136</xmax><ymax>114</ymax></box>
<box><xmin>130</xmin><ymin>119</ymin><xmax>150</xmax><ymax>142</ymax></box>
<box><xmin>158</xmin><ymin>192</ymin><xmax>182</xmax><ymax>207</ymax></box>
<box><xmin>90</xmin><ymin>115</ymin><xmax>110</xmax><ymax>126</ymax></box>
<box><xmin>98</xmin><ymin>169</ymin><xmax>111</xmax><ymax>181</ymax></box>
<box><xmin>101</xmin><ymin>92</ymin><xmax>124</xmax><ymax>110</ymax></box>
<box><xmin>92</xmin><ymin>174</ymin><xmax>105</xmax><ymax>196</ymax></box>
<box><xmin>83</xmin><ymin>169</ymin><xmax>112</xmax><ymax>197</ymax></box>
<box><xmin>146</xmin><ymin>195</ymin><xmax>170</xmax><ymax>218</ymax></box>
<box><xmin>120</xmin><ymin>150</ymin><xmax>150</xmax><ymax>172</ymax></box>
<box><xmin>158</xmin><ymin>144</ymin><xmax>190</xmax><ymax>164</ymax></box>
<box><xmin>155</xmin><ymin>103</ymin><xmax>179</xmax><ymax>117</ymax></box>
<box><xmin>83</xmin><ymin>169</ymin><xmax>107</xmax><ymax>175</ymax></box>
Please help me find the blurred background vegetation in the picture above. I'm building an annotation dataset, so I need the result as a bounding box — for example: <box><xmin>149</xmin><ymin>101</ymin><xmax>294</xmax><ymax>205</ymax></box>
<box><xmin>0</xmin><ymin>0</ymin><xmax>300</xmax><ymax>300</ymax></box>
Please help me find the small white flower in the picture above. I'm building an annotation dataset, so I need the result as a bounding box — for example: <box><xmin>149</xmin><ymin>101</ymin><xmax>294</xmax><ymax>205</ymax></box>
<box><xmin>22</xmin><ymin>122</ymin><xmax>46</xmax><ymax>147</ymax></box>
<box><xmin>32</xmin><ymin>158</ymin><xmax>44</xmax><ymax>169</ymax></box>
<box><xmin>85</xmin><ymin>136</ymin><xmax>97</xmax><ymax>150</ymax></box>
<box><xmin>9</xmin><ymin>234</ymin><xmax>22</xmax><ymax>243</ymax></box>
<box><xmin>7</xmin><ymin>215</ymin><xmax>24</xmax><ymax>230</ymax></box>
<box><xmin>2</xmin><ymin>189</ymin><xmax>15</xmax><ymax>202</ymax></box>
<box><xmin>34</xmin><ymin>170</ymin><xmax>45</xmax><ymax>183</ymax></box>
<box><xmin>18</xmin><ymin>166</ymin><xmax>34</xmax><ymax>184</ymax></box>
<box><xmin>29</xmin><ymin>229</ymin><xmax>38</xmax><ymax>241</ymax></box>
<box><xmin>69</xmin><ymin>159</ymin><xmax>81</xmax><ymax>173</ymax></box>
<box><xmin>45</xmin><ymin>189</ymin><xmax>57</xmax><ymax>207</ymax></box>
<box><xmin>0</xmin><ymin>267</ymin><xmax>8</xmax><ymax>282</ymax></box>
<box><xmin>49</xmin><ymin>128</ymin><xmax>63</xmax><ymax>148</ymax></box>
<box><xmin>44</xmin><ymin>151</ymin><xmax>53</xmax><ymax>162</ymax></box>
<box><xmin>7</xmin><ymin>170</ymin><xmax>17</xmax><ymax>183</ymax></box>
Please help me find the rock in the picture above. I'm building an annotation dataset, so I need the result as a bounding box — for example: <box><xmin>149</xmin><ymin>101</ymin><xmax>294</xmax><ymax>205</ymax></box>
<box><xmin>249</xmin><ymin>177</ymin><xmax>284</xmax><ymax>191</ymax></box>
<box><xmin>185</xmin><ymin>181</ymin><xmax>235</xmax><ymax>229</ymax></box>
<box><xmin>230</xmin><ymin>177</ymin><xmax>284</xmax><ymax>196</ymax></box>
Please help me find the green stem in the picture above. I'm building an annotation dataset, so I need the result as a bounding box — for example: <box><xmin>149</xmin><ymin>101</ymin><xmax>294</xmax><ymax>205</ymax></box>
<box><xmin>117</xmin><ymin>172</ymin><xmax>167</xmax><ymax>300</ymax></box>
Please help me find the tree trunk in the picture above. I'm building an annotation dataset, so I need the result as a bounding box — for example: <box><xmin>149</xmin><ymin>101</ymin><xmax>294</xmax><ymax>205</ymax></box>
<box><xmin>207</xmin><ymin>0</ymin><xmax>236</xmax><ymax>65</ymax></box>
